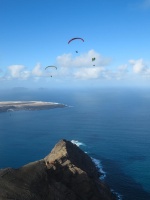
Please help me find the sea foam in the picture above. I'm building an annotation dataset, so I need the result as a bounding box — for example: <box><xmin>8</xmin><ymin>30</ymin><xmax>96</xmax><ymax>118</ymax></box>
<box><xmin>71</xmin><ymin>140</ymin><xmax>86</xmax><ymax>147</ymax></box>
<box><xmin>71</xmin><ymin>139</ymin><xmax>122</xmax><ymax>200</ymax></box>
<box><xmin>111</xmin><ymin>189</ymin><xmax>123</xmax><ymax>200</ymax></box>
<box><xmin>91</xmin><ymin>157</ymin><xmax>106</xmax><ymax>180</ymax></box>
<box><xmin>71</xmin><ymin>140</ymin><xmax>106</xmax><ymax>180</ymax></box>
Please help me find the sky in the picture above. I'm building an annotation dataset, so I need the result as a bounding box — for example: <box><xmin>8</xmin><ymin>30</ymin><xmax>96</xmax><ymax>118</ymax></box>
<box><xmin>0</xmin><ymin>0</ymin><xmax>150</xmax><ymax>89</ymax></box>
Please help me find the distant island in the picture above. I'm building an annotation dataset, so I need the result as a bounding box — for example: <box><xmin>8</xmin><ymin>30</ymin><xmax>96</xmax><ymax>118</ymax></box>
<box><xmin>0</xmin><ymin>101</ymin><xmax>67</xmax><ymax>112</ymax></box>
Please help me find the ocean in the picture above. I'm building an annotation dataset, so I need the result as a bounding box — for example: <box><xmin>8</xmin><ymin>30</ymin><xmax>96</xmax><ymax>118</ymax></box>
<box><xmin>0</xmin><ymin>87</ymin><xmax>150</xmax><ymax>200</ymax></box>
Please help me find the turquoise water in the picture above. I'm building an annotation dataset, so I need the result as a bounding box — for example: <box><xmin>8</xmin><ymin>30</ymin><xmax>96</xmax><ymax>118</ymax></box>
<box><xmin>0</xmin><ymin>87</ymin><xmax>150</xmax><ymax>200</ymax></box>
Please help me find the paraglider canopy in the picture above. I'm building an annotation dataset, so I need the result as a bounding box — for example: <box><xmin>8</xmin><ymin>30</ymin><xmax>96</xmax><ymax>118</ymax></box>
<box><xmin>68</xmin><ymin>37</ymin><xmax>84</xmax><ymax>44</ymax></box>
<box><xmin>45</xmin><ymin>66</ymin><xmax>57</xmax><ymax>70</ymax></box>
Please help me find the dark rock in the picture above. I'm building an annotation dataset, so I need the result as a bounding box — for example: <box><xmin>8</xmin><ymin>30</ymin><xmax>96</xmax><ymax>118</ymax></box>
<box><xmin>0</xmin><ymin>139</ymin><xmax>116</xmax><ymax>200</ymax></box>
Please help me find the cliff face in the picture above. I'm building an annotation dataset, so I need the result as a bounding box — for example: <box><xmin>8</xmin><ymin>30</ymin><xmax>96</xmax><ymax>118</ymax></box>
<box><xmin>0</xmin><ymin>139</ymin><xmax>116</xmax><ymax>200</ymax></box>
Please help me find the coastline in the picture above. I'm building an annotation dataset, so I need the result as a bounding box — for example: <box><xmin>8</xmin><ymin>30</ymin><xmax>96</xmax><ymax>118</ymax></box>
<box><xmin>71</xmin><ymin>140</ymin><xmax>122</xmax><ymax>200</ymax></box>
<box><xmin>0</xmin><ymin>139</ymin><xmax>116</xmax><ymax>200</ymax></box>
<box><xmin>0</xmin><ymin>101</ymin><xmax>67</xmax><ymax>112</ymax></box>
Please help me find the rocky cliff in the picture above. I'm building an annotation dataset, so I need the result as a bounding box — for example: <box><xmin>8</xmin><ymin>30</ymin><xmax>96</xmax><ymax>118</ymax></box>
<box><xmin>0</xmin><ymin>139</ymin><xmax>116</xmax><ymax>200</ymax></box>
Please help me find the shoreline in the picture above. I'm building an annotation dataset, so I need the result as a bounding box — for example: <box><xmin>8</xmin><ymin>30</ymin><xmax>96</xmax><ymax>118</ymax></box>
<box><xmin>0</xmin><ymin>101</ymin><xmax>67</xmax><ymax>112</ymax></box>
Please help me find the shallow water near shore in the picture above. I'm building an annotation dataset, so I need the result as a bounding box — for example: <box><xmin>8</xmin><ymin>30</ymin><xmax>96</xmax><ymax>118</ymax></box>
<box><xmin>0</xmin><ymin>87</ymin><xmax>150</xmax><ymax>200</ymax></box>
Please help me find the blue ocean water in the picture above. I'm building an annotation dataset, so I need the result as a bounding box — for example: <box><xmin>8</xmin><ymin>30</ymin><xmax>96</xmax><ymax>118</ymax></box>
<box><xmin>0</xmin><ymin>87</ymin><xmax>150</xmax><ymax>200</ymax></box>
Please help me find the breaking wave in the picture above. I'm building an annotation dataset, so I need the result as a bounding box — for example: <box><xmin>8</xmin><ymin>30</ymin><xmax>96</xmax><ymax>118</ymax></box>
<box><xmin>71</xmin><ymin>140</ymin><xmax>86</xmax><ymax>147</ymax></box>
<box><xmin>91</xmin><ymin>157</ymin><xmax>106</xmax><ymax>180</ymax></box>
<box><xmin>71</xmin><ymin>139</ymin><xmax>122</xmax><ymax>200</ymax></box>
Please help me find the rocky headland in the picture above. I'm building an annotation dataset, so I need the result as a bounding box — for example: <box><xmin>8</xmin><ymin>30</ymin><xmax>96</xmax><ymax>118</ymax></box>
<box><xmin>0</xmin><ymin>139</ymin><xmax>116</xmax><ymax>200</ymax></box>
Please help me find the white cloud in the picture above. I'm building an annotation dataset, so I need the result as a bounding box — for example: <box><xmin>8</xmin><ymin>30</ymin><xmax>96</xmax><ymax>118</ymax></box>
<box><xmin>2</xmin><ymin>51</ymin><xmax>150</xmax><ymax>86</ymax></box>
<box><xmin>113</xmin><ymin>64</ymin><xmax>129</xmax><ymax>80</ymax></box>
<box><xmin>8</xmin><ymin>65</ymin><xmax>30</xmax><ymax>80</ymax></box>
<box><xmin>5</xmin><ymin>63</ymin><xmax>45</xmax><ymax>81</ymax></box>
<box><xmin>118</xmin><ymin>64</ymin><xmax>128</xmax><ymax>72</ymax></box>
<box><xmin>56</xmin><ymin>50</ymin><xmax>111</xmax><ymax>80</ymax></box>
<box><xmin>21</xmin><ymin>70</ymin><xmax>31</xmax><ymax>80</ymax></box>
<box><xmin>74</xmin><ymin>67</ymin><xmax>104</xmax><ymax>80</ymax></box>
<box><xmin>72</xmin><ymin>50</ymin><xmax>110</xmax><ymax>68</ymax></box>
<box><xmin>129</xmin><ymin>59</ymin><xmax>148</xmax><ymax>74</ymax></box>
<box><xmin>32</xmin><ymin>63</ymin><xmax>43</xmax><ymax>77</ymax></box>
<box><xmin>1</xmin><ymin>50</ymin><xmax>113</xmax><ymax>82</ymax></box>
<box><xmin>57</xmin><ymin>53</ymin><xmax>72</xmax><ymax>68</ymax></box>
<box><xmin>8</xmin><ymin>65</ymin><xmax>24</xmax><ymax>78</ymax></box>
<box><xmin>56</xmin><ymin>50</ymin><xmax>111</xmax><ymax>69</ymax></box>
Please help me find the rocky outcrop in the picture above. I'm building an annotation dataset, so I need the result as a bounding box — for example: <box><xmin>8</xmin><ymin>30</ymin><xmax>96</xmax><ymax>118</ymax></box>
<box><xmin>0</xmin><ymin>139</ymin><xmax>116</xmax><ymax>200</ymax></box>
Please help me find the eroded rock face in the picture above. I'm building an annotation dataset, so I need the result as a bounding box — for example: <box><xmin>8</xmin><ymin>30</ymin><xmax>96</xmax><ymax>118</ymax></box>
<box><xmin>0</xmin><ymin>139</ymin><xmax>116</xmax><ymax>200</ymax></box>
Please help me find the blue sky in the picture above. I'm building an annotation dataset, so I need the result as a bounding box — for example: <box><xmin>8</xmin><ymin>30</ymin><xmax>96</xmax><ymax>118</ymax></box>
<box><xmin>1</xmin><ymin>0</ymin><xmax>150</xmax><ymax>89</ymax></box>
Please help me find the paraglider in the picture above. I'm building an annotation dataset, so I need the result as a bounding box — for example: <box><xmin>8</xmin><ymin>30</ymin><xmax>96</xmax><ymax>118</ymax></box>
<box><xmin>68</xmin><ymin>37</ymin><xmax>84</xmax><ymax>54</ymax></box>
<box><xmin>45</xmin><ymin>66</ymin><xmax>57</xmax><ymax>77</ymax></box>
<box><xmin>92</xmin><ymin>57</ymin><xmax>96</xmax><ymax>66</ymax></box>
<box><xmin>68</xmin><ymin>37</ymin><xmax>84</xmax><ymax>44</ymax></box>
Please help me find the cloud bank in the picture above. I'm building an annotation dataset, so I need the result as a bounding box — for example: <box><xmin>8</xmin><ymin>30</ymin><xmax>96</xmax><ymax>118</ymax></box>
<box><xmin>1</xmin><ymin>50</ymin><xmax>150</xmax><ymax>86</ymax></box>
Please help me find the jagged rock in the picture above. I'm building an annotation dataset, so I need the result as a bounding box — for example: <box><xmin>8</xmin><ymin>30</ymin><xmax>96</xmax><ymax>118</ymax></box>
<box><xmin>0</xmin><ymin>139</ymin><xmax>116</xmax><ymax>200</ymax></box>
